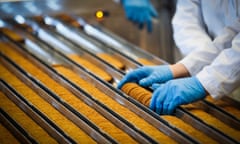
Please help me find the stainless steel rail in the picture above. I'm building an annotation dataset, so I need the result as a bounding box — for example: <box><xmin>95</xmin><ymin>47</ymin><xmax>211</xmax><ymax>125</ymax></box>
<box><xmin>0</xmin><ymin>53</ymin><xmax>117</xmax><ymax>144</ymax></box>
<box><xmin>0</xmin><ymin>108</ymin><xmax>36</xmax><ymax>144</ymax></box>
<box><xmin>0</xmin><ymin>80</ymin><xmax>76</xmax><ymax>144</ymax></box>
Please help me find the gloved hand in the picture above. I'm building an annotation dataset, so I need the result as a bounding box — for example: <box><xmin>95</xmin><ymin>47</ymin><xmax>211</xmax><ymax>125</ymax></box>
<box><xmin>150</xmin><ymin>77</ymin><xmax>207</xmax><ymax>115</ymax></box>
<box><xmin>121</xmin><ymin>0</ymin><xmax>158</xmax><ymax>32</ymax></box>
<box><xmin>117</xmin><ymin>65</ymin><xmax>173</xmax><ymax>89</ymax></box>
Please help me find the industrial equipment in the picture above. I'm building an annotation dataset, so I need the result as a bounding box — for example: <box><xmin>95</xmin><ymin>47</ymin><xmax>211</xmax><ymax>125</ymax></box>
<box><xmin>0</xmin><ymin>1</ymin><xmax>240</xmax><ymax>143</ymax></box>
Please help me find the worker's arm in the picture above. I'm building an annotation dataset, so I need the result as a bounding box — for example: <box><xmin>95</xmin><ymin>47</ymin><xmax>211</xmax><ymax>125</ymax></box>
<box><xmin>172</xmin><ymin>0</ymin><xmax>213</xmax><ymax>56</ymax></box>
<box><xmin>196</xmin><ymin>32</ymin><xmax>240</xmax><ymax>99</ymax></box>
<box><xmin>178</xmin><ymin>17</ymin><xmax>240</xmax><ymax>99</ymax></box>
<box><xmin>149</xmin><ymin>29</ymin><xmax>240</xmax><ymax>114</ymax></box>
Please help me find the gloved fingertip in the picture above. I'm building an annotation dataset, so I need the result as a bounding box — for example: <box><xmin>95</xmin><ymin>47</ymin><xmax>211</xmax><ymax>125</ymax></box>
<box><xmin>162</xmin><ymin>107</ymin><xmax>167</xmax><ymax>115</ymax></box>
<box><xmin>149</xmin><ymin>96</ymin><xmax>156</xmax><ymax>111</ymax></box>
<box><xmin>153</xmin><ymin>12</ymin><xmax>159</xmax><ymax>18</ymax></box>
<box><xmin>146</xmin><ymin>20</ymin><xmax>153</xmax><ymax>33</ymax></box>
<box><xmin>150</xmin><ymin>6</ymin><xmax>158</xmax><ymax>17</ymax></box>
<box><xmin>126</xmin><ymin>11</ymin><xmax>132</xmax><ymax>20</ymax></box>
<box><xmin>149</xmin><ymin>103</ymin><xmax>154</xmax><ymax>111</ymax></box>
<box><xmin>156</xmin><ymin>106</ymin><xmax>162</xmax><ymax>115</ymax></box>
<box><xmin>167</xmin><ymin>105</ymin><xmax>177</xmax><ymax>115</ymax></box>
<box><xmin>152</xmin><ymin>10</ymin><xmax>158</xmax><ymax>18</ymax></box>
<box><xmin>151</xmin><ymin>83</ymin><xmax>161</xmax><ymax>90</ymax></box>
<box><xmin>139</xmin><ymin>79</ymin><xmax>147</xmax><ymax>86</ymax></box>
<box><xmin>126</xmin><ymin>8</ymin><xmax>135</xmax><ymax>21</ymax></box>
<box><xmin>117</xmin><ymin>83</ymin><xmax>123</xmax><ymax>89</ymax></box>
<box><xmin>117</xmin><ymin>79</ymin><xmax>126</xmax><ymax>89</ymax></box>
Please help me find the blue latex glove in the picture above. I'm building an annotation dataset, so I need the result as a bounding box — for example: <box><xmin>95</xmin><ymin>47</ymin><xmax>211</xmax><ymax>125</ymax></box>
<box><xmin>150</xmin><ymin>77</ymin><xmax>207</xmax><ymax>115</ymax></box>
<box><xmin>121</xmin><ymin>0</ymin><xmax>158</xmax><ymax>32</ymax></box>
<box><xmin>117</xmin><ymin>65</ymin><xmax>173</xmax><ymax>89</ymax></box>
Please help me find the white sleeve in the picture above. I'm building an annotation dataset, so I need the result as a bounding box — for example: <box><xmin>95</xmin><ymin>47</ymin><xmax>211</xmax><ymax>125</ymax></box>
<box><xmin>179</xmin><ymin>19</ymin><xmax>240</xmax><ymax>75</ymax></box>
<box><xmin>173</xmin><ymin>0</ymin><xmax>240</xmax><ymax>99</ymax></box>
<box><xmin>172</xmin><ymin>0</ymin><xmax>213</xmax><ymax>56</ymax></box>
<box><xmin>196</xmin><ymin>32</ymin><xmax>240</xmax><ymax>99</ymax></box>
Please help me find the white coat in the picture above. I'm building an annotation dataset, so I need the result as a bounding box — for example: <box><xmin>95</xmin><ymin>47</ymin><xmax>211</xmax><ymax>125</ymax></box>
<box><xmin>172</xmin><ymin>0</ymin><xmax>240</xmax><ymax>99</ymax></box>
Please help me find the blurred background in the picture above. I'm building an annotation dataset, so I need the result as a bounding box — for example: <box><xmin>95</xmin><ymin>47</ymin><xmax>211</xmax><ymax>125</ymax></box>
<box><xmin>0</xmin><ymin>0</ymin><xmax>180</xmax><ymax>64</ymax></box>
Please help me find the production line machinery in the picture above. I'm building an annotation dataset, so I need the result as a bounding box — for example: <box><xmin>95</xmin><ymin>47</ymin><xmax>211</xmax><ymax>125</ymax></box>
<box><xmin>0</xmin><ymin>14</ymin><xmax>240</xmax><ymax>144</ymax></box>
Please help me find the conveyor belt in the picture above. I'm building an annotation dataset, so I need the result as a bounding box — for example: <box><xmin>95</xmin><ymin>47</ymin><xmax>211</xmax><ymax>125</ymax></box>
<box><xmin>182</xmin><ymin>104</ymin><xmax>240</xmax><ymax>142</ymax></box>
<box><xmin>0</xmin><ymin>107</ymin><xmax>37</xmax><ymax>144</ymax></box>
<box><xmin>120</xmin><ymin>82</ymin><xmax>238</xmax><ymax>144</ymax></box>
<box><xmin>0</xmin><ymin>40</ymin><xmax>184</xmax><ymax>144</ymax></box>
<box><xmin>0</xmin><ymin>64</ymin><xmax>95</xmax><ymax>143</ymax></box>
<box><xmin>1</xmin><ymin>16</ymin><xmax>240</xmax><ymax>144</ymax></box>
<box><xmin>0</xmin><ymin>28</ymin><xmax>205</xmax><ymax>143</ymax></box>
<box><xmin>0</xmin><ymin>119</ymin><xmax>20</xmax><ymax>144</ymax></box>
<box><xmin>205</xmin><ymin>96</ymin><xmax>240</xmax><ymax>120</ymax></box>
<box><xmin>0</xmin><ymin>79</ymin><xmax>74</xmax><ymax>143</ymax></box>
<box><xmin>0</xmin><ymin>53</ymin><xmax>119</xmax><ymax>143</ymax></box>
<box><xmin>0</xmin><ymin>43</ymin><xmax>151</xmax><ymax>143</ymax></box>
<box><xmin>0</xmin><ymin>27</ymin><xmax>191</xmax><ymax>141</ymax></box>
<box><xmin>194</xmin><ymin>100</ymin><xmax>240</xmax><ymax>130</ymax></box>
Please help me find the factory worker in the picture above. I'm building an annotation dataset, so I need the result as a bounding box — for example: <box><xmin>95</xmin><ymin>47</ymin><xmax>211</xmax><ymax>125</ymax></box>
<box><xmin>118</xmin><ymin>0</ymin><xmax>158</xmax><ymax>32</ymax></box>
<box><xmin>118</xmin><ymin>0</ymin><xmax>240</xmax><ymax>115</ymax></box>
